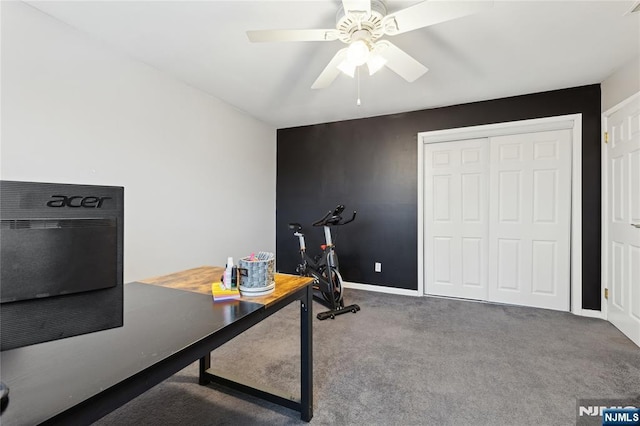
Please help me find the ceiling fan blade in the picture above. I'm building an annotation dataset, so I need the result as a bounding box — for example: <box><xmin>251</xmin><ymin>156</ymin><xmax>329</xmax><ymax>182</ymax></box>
<box><xmin>247</xmin><ymin>29</ymin><xmax>340</xmax><ymax>43</ymax></box>
<box><xmin>383</xmin><ymin>0</ymin><xmax>493</xmax><ymax>36</ymax></box>
<box><xmin>342</xmin><ymin>0</ymin><xmax>371</xmax><ymax>18</ymax></box>
<box><xmin>311</xmin><ymin>48</ymin><xmax>349</xmax><ymax>89</ymax></box>
<box><xmin>374</xmin><ymin>40</ymin><xmax>428</xmax><ymax>83</ymax></box>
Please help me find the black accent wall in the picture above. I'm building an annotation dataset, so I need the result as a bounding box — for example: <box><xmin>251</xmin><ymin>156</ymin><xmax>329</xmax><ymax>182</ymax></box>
<box><xmin>277</xmin><ymin>84</ymin><xmax>601</xmax><ymax>310</ymax></box>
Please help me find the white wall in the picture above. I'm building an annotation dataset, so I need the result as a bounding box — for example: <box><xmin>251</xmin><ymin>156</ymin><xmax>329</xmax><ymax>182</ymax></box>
<box><xmin>601</xmin><ymin>55</ymin><xmax>640</xmax><ymax>111</ymax></box>
<box><xmin>0</xmin><ymin>1</ymin><xmax>277</xmax><ymax>282</ymax></box>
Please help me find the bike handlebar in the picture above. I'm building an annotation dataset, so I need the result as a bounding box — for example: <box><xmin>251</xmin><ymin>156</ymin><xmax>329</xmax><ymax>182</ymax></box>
<box><xmin>311</xmin><ymin>210</ymin><xmax>333</xmax><ymax>227</ymax></box>
<box><xmin>312</xmin><ymin>205</ymin><xmax>356</xmax><ymax>227</ymax></box>
<box><xmin>341</xmin><ymin>211</ymin><xmax>357</xmax><ymax>225</ymax></box>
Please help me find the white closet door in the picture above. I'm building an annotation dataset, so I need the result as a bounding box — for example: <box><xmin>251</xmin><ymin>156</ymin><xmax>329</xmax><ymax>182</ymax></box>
<box><xmin>425</xmin><ymin>139</ymin><xmax>489</xmax><ymax>300</ymax></box>
<box><xmin>488</xmin><ymin>130</ymin><xmax>572</xmax><ymax>311</ymax></box>
<box><xmin>605</xmin><ymin>95</ymin><xmax>640</xmax><ymax>346</ymax></box>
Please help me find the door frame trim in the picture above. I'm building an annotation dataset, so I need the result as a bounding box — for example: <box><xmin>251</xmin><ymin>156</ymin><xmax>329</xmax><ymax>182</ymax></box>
<box><xmin>601</xmin><ymin>91</ymin><xmax>640</xmax><ymax>322</ymax></box>
<box><xmin>417</xmin><ymin>114</ymin><xmax>584</xmax><ymax>315</ymax></box>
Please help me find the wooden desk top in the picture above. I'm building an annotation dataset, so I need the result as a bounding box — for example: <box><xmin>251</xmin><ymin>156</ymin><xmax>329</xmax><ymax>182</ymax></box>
<box><xmin>139</xmin><ymin>266</ymin><xmax>313</xmax><ymax>308</ymax></box>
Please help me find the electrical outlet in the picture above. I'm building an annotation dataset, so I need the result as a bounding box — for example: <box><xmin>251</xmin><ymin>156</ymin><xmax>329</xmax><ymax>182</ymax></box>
<box><xmin>375</xmin><ymin>262</ymin><xmax>382</xmax><ymax>273</ymax></box>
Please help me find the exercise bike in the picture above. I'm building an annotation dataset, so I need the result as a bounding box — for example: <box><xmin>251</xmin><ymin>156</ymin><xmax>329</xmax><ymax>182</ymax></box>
<box><xmin>289</xmin><ymin>205</ymin><xmax>361</xmax><ymax>320</ymax></box>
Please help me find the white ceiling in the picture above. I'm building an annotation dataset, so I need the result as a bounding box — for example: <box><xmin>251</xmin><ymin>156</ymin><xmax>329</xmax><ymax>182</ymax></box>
<box><xmin>27</xmin><ymin>1</ymin><xmax>640</xmax><ymax>129</ymax></box>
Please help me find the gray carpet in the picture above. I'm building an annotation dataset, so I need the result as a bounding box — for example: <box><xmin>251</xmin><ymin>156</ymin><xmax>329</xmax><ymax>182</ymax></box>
<box><xmin>94</xmin><ymin>289</ymin><xmax>640</xmax><ymax>425</ymax></box>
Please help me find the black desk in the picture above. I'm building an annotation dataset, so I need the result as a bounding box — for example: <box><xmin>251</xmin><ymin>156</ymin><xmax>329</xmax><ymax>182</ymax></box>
<box><xmin>0</xmin><ymin>277</ymin><xmax>313</xmax><ymax>425</ymax></box>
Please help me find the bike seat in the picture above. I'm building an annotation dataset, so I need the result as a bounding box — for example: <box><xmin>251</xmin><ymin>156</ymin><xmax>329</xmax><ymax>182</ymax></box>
<box><xmin>288</xmin><ymin>223</ymin><xmax>302</xmax><ymax>231</ymax></box>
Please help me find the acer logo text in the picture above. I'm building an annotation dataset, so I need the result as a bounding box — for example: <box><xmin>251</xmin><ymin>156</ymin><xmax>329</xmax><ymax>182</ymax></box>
<box><xmin>46</xmin><ymin>195</ymin><xmax>112</xmax><ymax>208</ymax></box>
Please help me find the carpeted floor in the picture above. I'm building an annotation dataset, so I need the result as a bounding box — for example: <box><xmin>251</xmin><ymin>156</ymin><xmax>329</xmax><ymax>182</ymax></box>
<box><xmin>94</xmin><ymin>289</ymin><xmax>640</xmax><ymax>425</ymax></box>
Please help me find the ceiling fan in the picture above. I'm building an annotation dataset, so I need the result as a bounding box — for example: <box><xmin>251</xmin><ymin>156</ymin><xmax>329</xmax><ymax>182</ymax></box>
<box><xmin>247</xmin><ymin>0</ymin><xmax>493</xmax><ymax>89</ymax></box>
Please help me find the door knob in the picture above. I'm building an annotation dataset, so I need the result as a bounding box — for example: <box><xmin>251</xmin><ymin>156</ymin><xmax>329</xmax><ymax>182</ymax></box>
<box><xmin>632</xmin><ymin>223</ymin><xmax>640</xmax><ymax>228</ymax></box>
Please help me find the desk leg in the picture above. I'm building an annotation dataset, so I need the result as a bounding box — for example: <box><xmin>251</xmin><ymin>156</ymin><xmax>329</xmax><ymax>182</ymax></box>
<box><xmin>197</xmin><ymin>285</ymin><xmax>313</xmax><ymax>421</ymax></box>
<box><xmin>301</xmin><ymin>284</ymin><xmax>313</xmax><ymax>422</ymax></box>
<box><xmin>199</xmin><ymin>354</ymin><xmax>211</xmax><ymax>385</ymax></box>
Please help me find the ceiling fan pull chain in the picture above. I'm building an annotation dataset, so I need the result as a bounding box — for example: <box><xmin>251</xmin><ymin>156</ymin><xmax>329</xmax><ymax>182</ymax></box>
<box><xmin>356</xmin><ymin>67</ymin><xmax>362</xmax><ymax>106</ymax></box>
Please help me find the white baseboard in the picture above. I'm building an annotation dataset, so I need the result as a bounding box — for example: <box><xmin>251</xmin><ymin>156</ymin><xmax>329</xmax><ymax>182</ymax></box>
<box><xmin>342</xmin><ymin>281</ymin><xmax>420</xmax><ymax>297</ymax></box>
<box><xmin>342</xmin><ymin>282</ymin><xmax>604</xmax><ymax>319</ymax></box>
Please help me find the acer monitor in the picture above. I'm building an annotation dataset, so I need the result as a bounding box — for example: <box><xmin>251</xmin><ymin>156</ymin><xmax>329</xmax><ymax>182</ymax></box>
<box><xmin>0</xmin><ymin>180</ymin><xmax>124</xmax><ymax>351</ymax></box>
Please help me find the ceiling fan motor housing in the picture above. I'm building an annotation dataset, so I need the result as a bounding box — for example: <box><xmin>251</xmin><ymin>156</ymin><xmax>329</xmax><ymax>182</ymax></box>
<box><xmin>336</xmin><ymin>0</ymin><xmax>387</xmax><ymax>44</ymax></box>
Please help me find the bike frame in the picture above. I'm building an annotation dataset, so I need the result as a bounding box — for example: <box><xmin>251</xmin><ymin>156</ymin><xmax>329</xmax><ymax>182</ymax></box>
<box><xmin>295</xmin><ymin>226</ymin><xmax>338</xmax><ymax>270</ymax></box>
<box><xmin>293</xmin><ymin>225</ymin><xmax>342</xmax><ymax>309</ymax></box>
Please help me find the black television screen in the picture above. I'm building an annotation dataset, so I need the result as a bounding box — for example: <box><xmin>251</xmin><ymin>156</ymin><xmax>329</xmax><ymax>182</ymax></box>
<box><xmin>0</xmin><ymin>181</ymin><xmax>124</xmax><ymax>351</ymax></box>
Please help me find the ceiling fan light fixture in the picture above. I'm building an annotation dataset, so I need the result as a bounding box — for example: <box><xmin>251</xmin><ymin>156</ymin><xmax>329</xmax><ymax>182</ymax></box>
<box><xmin>366</xmin><ymin>54</ymin><xmax>387</xmax><ymax>75</ymax></box>
<box><xmin>346</xmin><ymin>39</ymin><xmax>370</xmax><ymax>66</ymax></box>
<box><xmin>337</xmin><ymin>59</ymin><xmax>357</xmax><ymax>78</ymax></box>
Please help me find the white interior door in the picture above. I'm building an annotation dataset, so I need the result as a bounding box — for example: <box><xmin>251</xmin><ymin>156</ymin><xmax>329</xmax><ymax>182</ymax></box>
<box><xmin>424</xmin><ymin>139</ymin><xmax>489</xmax><ymax>300</ymax></box>
<box><xmin>605</xmin><ymin>94</ymin><xmax>640</xmax><ymax>346</ymax></box>
<box><xmin>488</xmin><ymin>130</ymin><xmax>572</xmax><ymax>311</ymax></box>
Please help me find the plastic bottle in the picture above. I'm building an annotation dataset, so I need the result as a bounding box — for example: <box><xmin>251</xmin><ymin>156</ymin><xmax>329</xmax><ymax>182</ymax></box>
<box><xmin>223</xmin><ymin>257</ymin><xmax>234</xmax><ymax>289</ymax></box>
